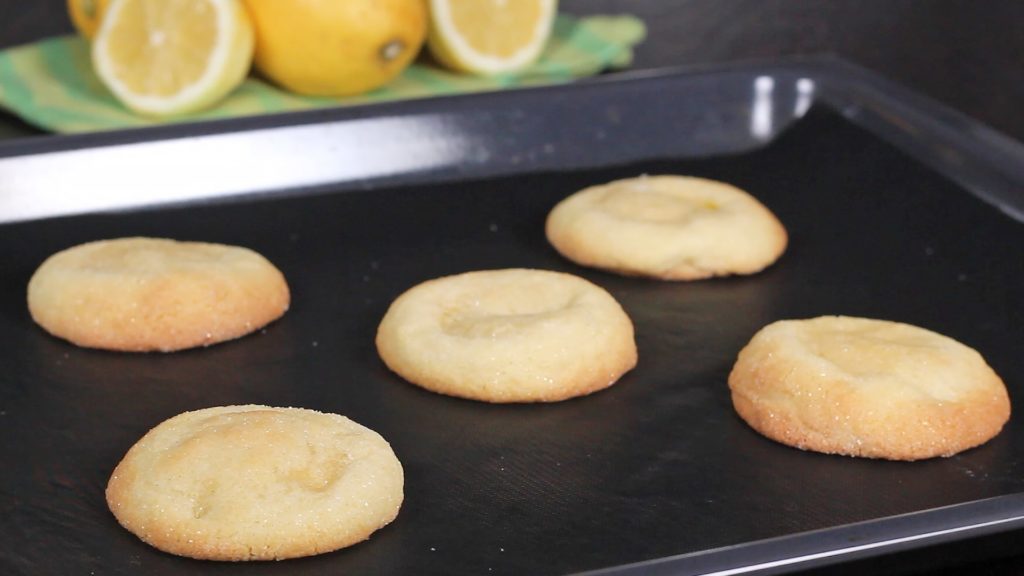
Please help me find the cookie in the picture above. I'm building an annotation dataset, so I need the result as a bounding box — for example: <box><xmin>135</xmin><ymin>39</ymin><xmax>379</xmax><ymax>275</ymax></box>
<box><xmin>545</xmin><ymin>175</ymin><xmax>787</xmax><ymax>280</ymax></box>
<box><xmin>376</xmin><ymin>268</ymin><xmax>637</xmax><ymax>402</ymax></box>
<box><xmin>728</xmin><ymin>316</ymin><xmax>1011</xmax><ymax>460</ymax></box>
<box><xmin>106</xmin><ymin>405</ymin><xmax>404</xmax><ymax>561</ymax></box>
<box><xmin>27</xmin><ymin>237</ymin><xmax>290</xmax><ymax>352</ymax></box>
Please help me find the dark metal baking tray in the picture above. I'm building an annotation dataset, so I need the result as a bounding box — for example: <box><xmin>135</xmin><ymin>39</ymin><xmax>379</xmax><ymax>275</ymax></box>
<box><xmin>1</xmin><ymin>58</ymin><xmax>1022</xmax><ymax>576</ymax></box>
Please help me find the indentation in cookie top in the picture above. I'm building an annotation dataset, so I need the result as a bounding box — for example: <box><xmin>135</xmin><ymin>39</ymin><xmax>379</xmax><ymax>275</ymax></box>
<box><xmin>596</xmin><ymin>179</ymin><xmax>722</xmax><ymax>224</ymax></box>
<box><xmin>438</xmin><ymin>278</ymin><xmax>582</xmax><ymax>339</ymax></box>
<box><xmin>156</xmin><ymin>411</ymin><xmax>356</xmax><ymax>513</ymax></box>
<box><xmin>77</xmin><ymin>239</ymin><xmax>237</xmax><ymax>274</ymax></box>
<box><xmin>795</xmin><ymin>319</ymin><xmax>972</xmax><ymax>402</ymax></box>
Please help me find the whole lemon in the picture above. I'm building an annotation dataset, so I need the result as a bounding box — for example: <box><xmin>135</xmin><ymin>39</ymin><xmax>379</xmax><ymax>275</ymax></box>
<box><xmin>241</xmin><ymin>0</ymin><xmax>428</xmax><ymax>96</ymax></box>
<box><xmin>67</xmin><ymin>0</ymin><xmax>111</xmax><ymax>39</ymax></box>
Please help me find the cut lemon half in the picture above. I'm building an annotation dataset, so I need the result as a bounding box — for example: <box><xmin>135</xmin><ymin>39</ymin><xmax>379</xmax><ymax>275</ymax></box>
<box><xmin>92</xmin><ymin>0</ymin><xmax>254</xmax><ymax>117</ymax></box>
<box><xmin>427</xmin><ymin>0</ymin><xmax>557</xmax><ymax>75</ymax></box>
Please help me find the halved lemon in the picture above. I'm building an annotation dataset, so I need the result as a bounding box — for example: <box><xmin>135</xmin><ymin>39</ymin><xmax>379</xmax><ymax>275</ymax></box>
<box><xmin>92</xmin><ymin>0</ymin><xmax>254</xmax><ymax>117</ymax></box>
<box><xmin>426</xmin><ymin>0</ymin><xmax>557</xmax><ymax>75</ymax></box>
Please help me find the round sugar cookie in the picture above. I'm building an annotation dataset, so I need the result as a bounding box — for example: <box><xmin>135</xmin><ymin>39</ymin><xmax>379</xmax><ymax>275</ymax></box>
<box><xmin>106</xmin><ymin>405</ymin><xmax>404</xmax><ymax>561</ymax></box>
<box><xmin>728</xmin><ymin>316</ymin><xmax>1011</xmax><ymax>460</ymax></box>
<box><xmin>545</xmin><ymin>175</ymin><xmax>787</xmax><ymax>280</ymax></box>
<box><xmin>27</xmin><ymin>237</ymin><xmax>290</xmax><ymax>352</ymax></box>
<box><xmin>376</xmin><ymin>268</ymin><xmax>637</xmax><ymax>403</ymax></box>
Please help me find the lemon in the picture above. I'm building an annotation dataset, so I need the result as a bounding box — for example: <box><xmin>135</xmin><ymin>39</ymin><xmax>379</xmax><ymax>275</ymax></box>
<box><xmin>241</xmin><ymin>0</ymin><xmax>428</xmax><ymax>97</ymax></box>
<box><xmin>427</xmin><ymin>0</ymin><xmax>557</xmax><ymax>75</ymax></box>
<box><xmin>67</xmin><ymin>0</ymin><xmax>112</xmax><ymax>39</ymax></box>
<box><xmin>92</xmin><ymin>0</ymin><xmax>254</xmax><ymax>117</ymax></box>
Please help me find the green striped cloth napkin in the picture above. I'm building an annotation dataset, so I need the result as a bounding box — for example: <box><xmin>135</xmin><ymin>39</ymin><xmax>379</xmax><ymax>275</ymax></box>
<box><xmin>0</xmin><ymin>14</ymin><xmax>644</xmax><ymax>134</ymax></box>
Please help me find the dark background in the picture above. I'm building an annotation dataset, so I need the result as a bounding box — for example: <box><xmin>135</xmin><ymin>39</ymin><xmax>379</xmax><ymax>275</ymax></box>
<box><xmin>0</xmin><ymin>0</ymin><xmax>1022</xmax><ymax>142</ymax></box>
<box><xmin>1</xmin><ymin>1</ymin><xmax>1022</xmax><ymax>575</ymax></box>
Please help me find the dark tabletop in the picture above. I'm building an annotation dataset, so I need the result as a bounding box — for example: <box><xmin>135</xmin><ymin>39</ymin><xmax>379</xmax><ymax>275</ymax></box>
<box><xmin>0</xmin><ymin>2</ymin><xmax>1022</xmax><ymax>575</ymax></box>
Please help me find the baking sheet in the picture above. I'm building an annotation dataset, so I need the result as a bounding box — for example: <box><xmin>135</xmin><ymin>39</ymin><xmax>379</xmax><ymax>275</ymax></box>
<box><xmin>1</xmin><ymin>69</ymin><xmax>1023</xmax><ymax>576</ymax></box>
